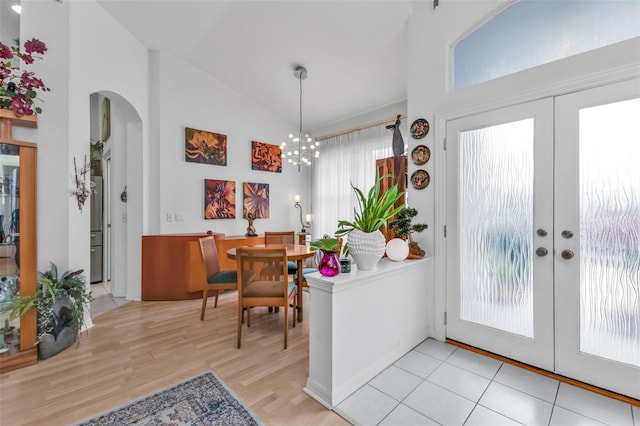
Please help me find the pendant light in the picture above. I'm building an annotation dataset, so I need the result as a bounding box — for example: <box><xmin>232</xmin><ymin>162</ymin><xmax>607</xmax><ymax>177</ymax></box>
<box><xmin>281</xmin><ymin>66</ymin><xmax>319</xmax><ymax>172</ymax></box>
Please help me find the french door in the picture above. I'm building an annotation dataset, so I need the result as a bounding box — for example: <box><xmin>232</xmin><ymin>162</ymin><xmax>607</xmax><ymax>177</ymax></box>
<box><xmin>446</xmin><ymin>79</ymin><xmax>640</xmax><ymax>399</ymax></box>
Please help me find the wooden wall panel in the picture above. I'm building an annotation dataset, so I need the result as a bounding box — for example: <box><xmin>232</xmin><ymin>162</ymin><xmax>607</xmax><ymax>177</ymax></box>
<box><xmin>141</xmin><ymin>233</ymin><xmax>265</xmax><ymax>301</ymax></box>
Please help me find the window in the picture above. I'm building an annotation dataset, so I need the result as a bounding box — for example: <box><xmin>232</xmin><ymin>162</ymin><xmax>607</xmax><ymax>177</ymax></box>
<box><xmin>453</xmin><ymin>0</ymin><xmax>640</xmax><ymax>90</ymax></box>
<box><xmin>311</xmin><ymin>123</ymin><xmax>404</xmax><ymax>239</ymax></box>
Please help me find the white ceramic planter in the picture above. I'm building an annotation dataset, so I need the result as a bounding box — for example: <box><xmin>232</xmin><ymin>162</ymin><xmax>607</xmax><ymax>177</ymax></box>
<box><xmin>347</xmin><ymin>229</ymin><xmax>386</xmax><ymax>271</ymax></box>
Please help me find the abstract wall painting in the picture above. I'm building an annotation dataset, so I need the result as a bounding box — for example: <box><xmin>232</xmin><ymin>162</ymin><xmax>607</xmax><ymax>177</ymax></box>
<box><xmin>243</xmin><ymin>182</ymin><xmax>269</xmax><ymax>218</ymax></box>
<box><xmin>186</xmin><ymin>127</ymin><xmax>227</xmax><ymax>166</ymax></box>
<box><xmin>251</xmin><ymin>141</ymin><xmax>282</xmax><ymax>173</ymax></box>
<box><xmin>204</xmin><ymin>179</ymin><xmax>236</xmax><ymax>219</ymax></box>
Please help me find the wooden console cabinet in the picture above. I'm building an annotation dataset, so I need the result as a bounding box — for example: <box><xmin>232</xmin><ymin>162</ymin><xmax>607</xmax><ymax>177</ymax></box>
<box><xmin>141</xmin><ymin>233</ymin><xmax>265</xmax><ymax>301</ymax></box>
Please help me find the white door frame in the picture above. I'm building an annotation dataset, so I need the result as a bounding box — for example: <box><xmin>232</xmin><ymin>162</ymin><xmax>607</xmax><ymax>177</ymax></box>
<box><xmin>432</xmin><ymin>63</ymin><xmax>640</xmax><ymax>343</ymax></box>
<box><xmin>435</xmin><ymin>77</ymin><xmax>640</xmax><ymax>398</ymax></box>
<box><xmin>444</xmin><ymin>98</ymin><xmax>555</xmax><ymax>370</ymax></box>
<box><xmin>554</xmin><ymin>79</ymin><xmax>640</xmax><ymax>399</ymax></box>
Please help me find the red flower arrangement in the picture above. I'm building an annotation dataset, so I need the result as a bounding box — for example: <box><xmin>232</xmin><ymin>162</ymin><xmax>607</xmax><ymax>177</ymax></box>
<box><xmin>0</xmin><ymin>38</ymin><xmax>50</xmax><ymax>116</ymax></box>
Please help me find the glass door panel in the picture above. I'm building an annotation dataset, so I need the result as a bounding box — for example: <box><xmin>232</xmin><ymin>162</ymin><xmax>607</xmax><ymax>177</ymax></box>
<box><xmin>579</xmin><ymin>98</ymin><xmax>640</xmax><ymax>366</ymax></box>
<box><xmin>459</xmin><ymin>119</ymin><xmax>534</xmax><ymax>337</ymax></box>
<box><xmin>0</xmin><ymin>143</ymin><xmax>20</xmax><ymax>354</ymax></box>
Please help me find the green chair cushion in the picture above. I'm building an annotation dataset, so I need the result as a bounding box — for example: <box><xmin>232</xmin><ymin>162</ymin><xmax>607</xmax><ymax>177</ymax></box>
<box><xmin>287</xmin><ymin>261</ymin><xmax>298</xmax><ymax>274</ymax></box>
<box><xmin>208</xmin><ymin>269</ymin><xmax>238</xmax><ymax>284</ymax></box>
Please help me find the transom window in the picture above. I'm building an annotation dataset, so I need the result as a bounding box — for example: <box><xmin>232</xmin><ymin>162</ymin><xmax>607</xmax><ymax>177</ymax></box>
<box><xmin>453</xmin><ymin>0</ymin><xmax>640</xmax><ymax>90</ymax></box>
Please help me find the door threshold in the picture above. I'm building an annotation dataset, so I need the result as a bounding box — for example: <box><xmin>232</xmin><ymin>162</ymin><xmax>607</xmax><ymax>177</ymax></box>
<box><xmin>446</xmin><ymin>339</ymin><xmax>639</xmax><ymax>406</ymax></box>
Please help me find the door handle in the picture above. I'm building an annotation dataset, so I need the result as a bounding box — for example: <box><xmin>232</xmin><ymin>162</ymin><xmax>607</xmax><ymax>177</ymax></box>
<box><xmin>536</xmin><ymin>229</ymin><xmax>548</xmax><ymax>237</ymax></box>
<box><xmin>561</xmin><ymin>250</ymin><xmax>574</xmax><ymax>260</ymax></box>
<box><xmin>536</xmin><ymin>247</ymin><xmax>548</xmax><ymax>257</ymax></box>
<box><xmin>561</xmin><ymin>230</ymin><xmax>574</xmax><ymax>239</ymax></box>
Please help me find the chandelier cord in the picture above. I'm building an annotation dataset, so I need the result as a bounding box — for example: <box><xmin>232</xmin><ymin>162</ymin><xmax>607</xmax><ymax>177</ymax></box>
<box><xmin>298</xmin><ymin>73</ymin><xmax>303</xmax><ymax>168</ymax></box>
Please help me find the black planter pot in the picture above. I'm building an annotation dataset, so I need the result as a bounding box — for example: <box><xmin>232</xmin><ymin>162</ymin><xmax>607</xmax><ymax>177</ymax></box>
<box><xmin>37</xmin><ymin>294</ymin><xmax>77</xmax><ymax>360</ymax></box>
<box><xmin>38</xmin><ymin>327</ymin><xmax>75</xmax><ymax>360</ymax></box>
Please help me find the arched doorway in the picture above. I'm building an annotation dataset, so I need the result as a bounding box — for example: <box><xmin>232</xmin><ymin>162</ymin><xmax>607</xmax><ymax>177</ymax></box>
<box><xmin>89</xmin><ymin>92</ymin><xmax>143</xmax><ymax>311</ymax></box>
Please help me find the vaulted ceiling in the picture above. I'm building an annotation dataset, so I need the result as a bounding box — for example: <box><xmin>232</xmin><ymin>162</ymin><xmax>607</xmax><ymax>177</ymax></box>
<box><xmin>96</xmin><ymin>1</ymin><xmax>413</xmax><ymax>131</ymax></box>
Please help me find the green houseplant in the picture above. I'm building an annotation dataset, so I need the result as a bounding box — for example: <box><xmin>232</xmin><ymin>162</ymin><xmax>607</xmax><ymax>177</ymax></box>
<box><xmin>336</xmin><ymin>170</ymin><xmax>405</xmax><ymax>270</ymax></box>
<box><xmin>9</xmin><ymin>262</ymin><xmax>93</xmax><ymax>359</ymax></box>
<box><xmin>310</xmin><ymin>237</ymin><xmax>342</xmax><ymax>277</ymax></box>
<box><xmin>389</xmin><ymin>207</ymin><xmax>428</xmax><ymax>258</ymax></box>
<box><xmin>90</xmin><ymin>138</ymin><xmax>104</xmax><ymax>175</ymax></box>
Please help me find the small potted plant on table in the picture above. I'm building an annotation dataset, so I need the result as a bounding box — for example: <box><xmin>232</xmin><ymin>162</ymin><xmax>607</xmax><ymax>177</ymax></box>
<box><xmin>310</xmin><ymin>237</ymin><xmax>342</xmax><ymax>277</ymax></box>
<box><xmin>389</xmin><ymin>207</ymin><xmax>428</xmax><ymax>258</ymax></box>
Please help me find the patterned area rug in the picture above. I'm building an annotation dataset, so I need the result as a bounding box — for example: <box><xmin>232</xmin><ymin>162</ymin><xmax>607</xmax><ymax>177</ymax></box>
<box><xmin>75</xmin><ymin>370</ymin><xmax>264</xmax><ymax>426</ymax></box>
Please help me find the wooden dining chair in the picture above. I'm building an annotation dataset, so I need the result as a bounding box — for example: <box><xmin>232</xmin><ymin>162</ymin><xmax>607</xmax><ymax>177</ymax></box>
<box><xmin>264</xmin><ymin>231</ymin><xmax>295</xmax><ymax>244</ymax></box>
<box><xmin>236</xmin><ymin>246</ymin><xmax>297</xmax><ymax>349</ymax></box>
<box><xmin>264</xmin><ymin>231</ymin><xmax>297</xmax><ymax>274</ymax></box>
<box><xmin>198</xmin><ymin>235</ymin><xmax>238</xmax><ymax>321</ymax></box>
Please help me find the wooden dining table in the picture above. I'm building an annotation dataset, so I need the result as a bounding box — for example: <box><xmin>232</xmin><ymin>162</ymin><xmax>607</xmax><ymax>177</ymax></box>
<box><xmin>226</xmin><ymin>243</ymin><xmax>316</xmax><ymax>322</ymax></box>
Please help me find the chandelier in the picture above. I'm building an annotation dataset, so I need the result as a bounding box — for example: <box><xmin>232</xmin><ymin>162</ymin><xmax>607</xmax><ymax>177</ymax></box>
<box><xmin>281</xmin><ymin>65</ymin><xmax>319</xmax><ymax>171</ymax></box>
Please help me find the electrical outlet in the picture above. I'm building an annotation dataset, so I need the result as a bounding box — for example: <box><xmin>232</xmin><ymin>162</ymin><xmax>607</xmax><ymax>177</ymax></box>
<box><xmin>175</xmin><ymin>213</ymin><xmax>184</xmax><ymax>222</ymax></box>
<box><xmin>166</xmin><ymin>213</ymin><xmax>174</xmax><ymax>222</ymax></box>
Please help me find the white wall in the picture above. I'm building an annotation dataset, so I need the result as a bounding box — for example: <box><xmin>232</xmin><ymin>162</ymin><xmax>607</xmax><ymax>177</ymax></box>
<box><xmin>155</xmin><ymin>50</ymin><xmax>310</xmax><ymax>237</ymax></box>
<box><xmin>19</xmin><ymin>0</ymin><xmax>312</xmax><ymax>305</ymax></box>
<box><xmin>20</xmin><ymin>0</ymin><xmax>151</xmax><ymax>305</ymax></box>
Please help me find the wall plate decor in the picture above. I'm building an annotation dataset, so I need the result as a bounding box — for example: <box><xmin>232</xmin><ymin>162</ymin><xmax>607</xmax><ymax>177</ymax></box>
<box><xmin>251</xmin><ymin>141</ymin><xmax>282</xmax><ymax>172</ymax></box>
<box><xmin>185</xmin><ymin>128</ymin><xmax>227</xmax><ymax>166</ymax></box>
<box><xmin>411</xmin><ymin>169</ymin><xmax>430</xmax><ymax>190</ymax></box>
<box><xmin>243</xmin><ymin>182</ymin><xmax>270</xmax><ymax>218</ymax></box>
<box><xmin>410</xmin><ymin>118</ymin><xmax>430</xmax><ymax>139</ymax></box>
<box><xmin>204</xmin><ymin>179</ymin><xmax>236</xmax><ymax>219</ymax></box>
<box><xmin>411</xmin><ymin>145</ymin><xmax>431</xmax><ymax>165</ymax></box>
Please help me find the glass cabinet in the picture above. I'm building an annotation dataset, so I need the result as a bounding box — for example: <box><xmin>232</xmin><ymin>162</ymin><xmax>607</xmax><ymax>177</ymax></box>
<box><xmin>0</xmin><ymin>111</ymin><xmax>38</xmax><ymax>372</ymax></box>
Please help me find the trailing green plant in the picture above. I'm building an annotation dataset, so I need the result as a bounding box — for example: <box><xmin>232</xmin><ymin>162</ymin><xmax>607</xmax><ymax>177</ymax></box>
<box><xmin>9</xmin><ymin>262</ymin><xmax>93</xmax><ymax>344</ymax></box>
<box><xmin>335</xmin><ymin>170</ymin><xmax>405</xmax><ymax>237</ymax></box>
<box><xmin>389</xmin><ymin>207</ymin><xmax>428</xmax><ymax>241</ymax></box>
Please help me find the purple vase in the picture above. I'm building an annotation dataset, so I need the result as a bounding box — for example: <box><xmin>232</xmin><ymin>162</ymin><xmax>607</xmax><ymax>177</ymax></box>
<box><xmin>318</xmin><ymin>250</ymin><xmax>340</xmax><ymax>277</ymax></box>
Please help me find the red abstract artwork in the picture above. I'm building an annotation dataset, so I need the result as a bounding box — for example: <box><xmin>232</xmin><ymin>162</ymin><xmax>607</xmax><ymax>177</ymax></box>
<box><xmin>251</xmin><ymin>141</ymin><xmax>282</xmax><ymax>173</ymax></box>
<box><xmin>204</xmin><ymin>179</ymin><xmax>236</xmax><ymax>219</ymax></box>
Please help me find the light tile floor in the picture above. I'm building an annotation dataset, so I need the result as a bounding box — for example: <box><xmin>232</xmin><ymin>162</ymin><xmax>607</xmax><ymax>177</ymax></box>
<box><xmin>90</xmin><ymin>281</ymin><xmax>128</xmax><ymax>318</ymax></box>
<box><xmin>336</xmin><ymin>338</ymin><xmax>639</xmax><ymax>426</ymax></box>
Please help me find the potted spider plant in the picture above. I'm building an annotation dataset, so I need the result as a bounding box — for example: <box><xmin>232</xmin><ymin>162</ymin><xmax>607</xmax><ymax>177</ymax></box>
<box><xmin>336</xmin><ymin>170</ymin><xmax>405</xmax><ymax>270</ymax></box>
<box><xmin>9</xmin><ymin>262</ymin><xmax>93</xmax><ymax>360</ymax></box>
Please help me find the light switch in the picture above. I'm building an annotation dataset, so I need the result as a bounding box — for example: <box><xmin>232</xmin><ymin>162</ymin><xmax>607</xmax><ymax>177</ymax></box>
<box><xmin>122</xmin><ymin>213</ymin><xmax>127</xmax><ymax>223</ymax></box>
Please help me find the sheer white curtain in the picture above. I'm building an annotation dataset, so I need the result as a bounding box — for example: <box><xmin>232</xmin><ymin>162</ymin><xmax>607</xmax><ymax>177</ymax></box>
<box><xmin>311</xmin><ymin>123</ymin><xmax>406</xmax><ymax>240</ymax></box>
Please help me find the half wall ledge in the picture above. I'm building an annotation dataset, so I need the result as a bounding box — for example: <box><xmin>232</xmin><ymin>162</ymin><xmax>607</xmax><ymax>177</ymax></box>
<box><xmin>304</xmin><ymin>255</ymin><xmax>432</xmax><ymax>409</ymax></box>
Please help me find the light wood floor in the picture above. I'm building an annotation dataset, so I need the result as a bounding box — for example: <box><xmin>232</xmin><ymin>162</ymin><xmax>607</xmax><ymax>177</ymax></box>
<box><xmin>0</xmin><ymin>290</ymin><xmax>348</xmax><ymax>426</ymax></box>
